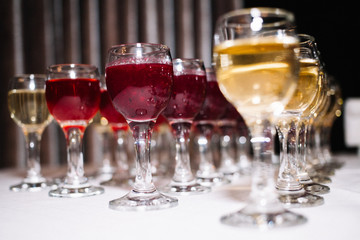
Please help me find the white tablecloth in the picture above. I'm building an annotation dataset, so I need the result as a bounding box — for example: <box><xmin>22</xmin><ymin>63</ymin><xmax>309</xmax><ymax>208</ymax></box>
<box><xmin>1</xmin><ymin>154</ymin><xmax>360</xmax><ymax>240</ymax></box>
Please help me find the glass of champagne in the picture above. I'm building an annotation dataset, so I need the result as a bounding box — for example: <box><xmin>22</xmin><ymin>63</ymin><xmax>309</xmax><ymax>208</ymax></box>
<box><xmin>161</xmin><ymin>58</ymin><xmax>210</xmax><ymax>195</ymax></box>
<box><xmin>105</xmin><ymin>43</ymin><xmax>178</xmax><ymax>211</ymax></box>
<box><xmin>8</xmin><ymin>74</ymin><xmax>55</xmax><ymax>191</ymax></box>
<box><xmin>296</xmin><ymin>35</ymin><xmax>331</xmax><ymax>194</ymax></box>
<box><xmin>194</xmin><ymin>68</ymin><xmax>230</xmax><ymax>186</ymax></box>
<box><xmin>213</xmin><ymin>7</ymin><xmax>307</xmax><ymax>228</ymax></box>
<box><xmin>45</xmin><ymin>64</ymin><xmax>104</xmax><ymax>198</ymax></box>
<box><xmin>276</xmin><ymin>33</ymin><xmax>325</xmax><ymax>207</ymax></box>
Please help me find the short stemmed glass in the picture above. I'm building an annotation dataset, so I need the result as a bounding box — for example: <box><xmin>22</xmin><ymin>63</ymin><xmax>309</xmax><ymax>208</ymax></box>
<box><xmin>194</xmin><ymin>68</ymin><xmax>230</xmax><ymax>186</ymax></box>
<box><xmin>99</xmin><ymin>78</ymin><xmax>131</xmax><ymax>186</ymax></box>
<box><xmin>213</xmin><ymin>8</ymin><xmax>306</xmax><ymax>228</ymax></box>
<box><xmin>161</xmin><ymin>58</ymin><xmax>210</xmax><ymax>195</ymax></box>
<box><xmin>105</xmin><ymin>43</ymin><xmax>178</xmax><ymax>211</ymax></box>
<box><xmin>8</xmin><ymin>74</ymin><xmax>55</xmax><ymax>191</ymax></box>
<box><xmin>46</xmin><ymin>64</ymin><xmax>104</xmax><ymax>198</ymax></box>
<box><xmin>275</xmin><ymin>34</ymin><xmax>324</xmax><ymax>207</ymax></box>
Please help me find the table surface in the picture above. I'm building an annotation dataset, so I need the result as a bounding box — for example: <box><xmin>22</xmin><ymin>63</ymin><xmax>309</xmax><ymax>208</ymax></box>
<box><xmin>1</xmin><ymin>153</ymin><xmax>360</xmax><ymax>240</ymax></box>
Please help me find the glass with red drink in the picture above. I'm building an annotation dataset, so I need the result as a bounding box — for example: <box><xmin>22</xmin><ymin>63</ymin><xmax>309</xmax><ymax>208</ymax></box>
<box><xmin>161</xmin><ymin>58</ymin><xmax>210</xmax><ymax>195</ymax></box>
<box><xmin>194</xmin><ymin>67</ymin><xmax>229</xmax><ymax>186</ymax></box>
<box><xmin>105</xmin><ymin>43</ymin><xmax>178</xmax><ymax>211</ymax></box>
<box><xmin>45</xmin><ymin>64</ymin><xmax>104</xmax><ymax>198</ymax></box>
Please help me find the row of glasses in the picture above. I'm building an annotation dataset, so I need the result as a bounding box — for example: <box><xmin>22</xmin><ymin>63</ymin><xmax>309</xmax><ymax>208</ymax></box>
<box><xmin>213</xmin><ymin>7</ymin><xmax>307</xmax><ymax>228</ymax></box>
<box><xmin>275</xmin><ymin>34</ymin><xmax>326</xmax><ymax>208</ymax></box>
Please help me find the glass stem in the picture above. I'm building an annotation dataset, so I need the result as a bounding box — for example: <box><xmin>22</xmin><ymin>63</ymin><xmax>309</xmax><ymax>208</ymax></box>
<box><xmin>129</xmin><ymin>121</ymin><xmax>156</xmax><ymax>193</ymax></box>
<box><xmin>247</xmin><ymin>119</ymin><xmax>282</xmax><ymax>212</ymax></box>
<box><xmin>171</xmin><ymin>122</ymin><xmax>194</xmax><ymax>183</ymax></box>
<box><xmin>65</xmin><ymin>128</ymin><xmax>87</xmax><ymax>186</ymax></box>
<box><xmin>297</xmin><ymin>119</ymin><xmax>312</xmax><ymax>183</ymax></box>
<box><xmin>219</xmin><ymin>123</ymin><xmax>238</xmax><ymax>174</ymax></box>
<box><xmin>114</xmin><ymin>130</ymin><xmax>129</xmax><ymax>174</ymax></box>
<box><xmin>196</xmin><ymin>123</ymin><xmax>216</xmax><ymax>177</ymax></box>
<box><xmin>100</xmin><ymin>129</ymin><xmax>114</xmax><ymax>173</ymax></box>
<box><xmin>24</xmin><ymin>131</ymin><xmax>44</xmax><ymax>183</ymax></box>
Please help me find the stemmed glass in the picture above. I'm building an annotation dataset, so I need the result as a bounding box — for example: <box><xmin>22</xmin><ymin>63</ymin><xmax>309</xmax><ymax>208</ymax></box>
<box><xmin>295</xmin><ymin>35</ymin><xmax>331</xmax><ymax>195</ymax></box>
<box><xmin>105</xmin><ymin>43</ymin><xmax>178</xmax><ymax>211</ymax></box>
<box><xmin>194</xmin><ymin>68</ymin><xmax>230</xmax><ymax>186</ymax></box>
<box><xmin>161</xmin><ymin>58</ymin><xmax>210</xmax><ymax>195</ymax></box>
<box><xmin>275</xmin><ymin>33</ymin><xmax>325</xmax><ymax>207</ymax></box>
<box><xmin>8</xmin><ymin>74</ymin><xmax>55</xmax><ymax>191</ymax></box>
<box><xmin>99</xmin><ymin>78</ymin><xmax>131</xmax><ymax>186</ymax></box>
<box><xmin>213</xmin><ymin>8</ymin><xmax>307</xmax><ymax>228</ymax></box>
<box><xmin>45</xmin><ymin>64</ymin><xmax>104</xmax><ymax>198</ymax></box>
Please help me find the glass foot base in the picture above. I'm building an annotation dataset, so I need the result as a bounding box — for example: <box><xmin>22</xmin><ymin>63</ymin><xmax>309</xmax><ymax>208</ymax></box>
<box><xmin>304</xmin><ymin>183</ymin><xmax>330</xmax><ymax>195</ymax></box>
<box><xmin>10</xmin><ymin>180</ymin><xmax>57</xmax><ymax>192</ymax></box>
<box><xmin>279</xmin><ymin>192</ymin><xmax>324</xmax><ymax>208</ymax></box>
<box><xmin>161</xmin><ymin>181</ymin><xmax>211</xmax><ymax>195</ymax></box>
<box><xmin>196</xmin><ymin>175</ymin><xmax>230</xmax><ymax>187</ymax></box>
<box><xmin>109</xmin><ymin>189</ymin><xmax>178</xmax><ymax>211</ymax></box>
<box><xmin>49</xmin><ymin>185</ymin><xmax>104</xmax><ymax>198</ymax></box>
<box><xmin>220</xmin><ymin>209</ymin><xmax>307</xmax><ymax>229</ymax></box>
<box><xmin>310</xmin><ymin>175</ymin><xmax>332</xmax><ymax>184</ymax></box>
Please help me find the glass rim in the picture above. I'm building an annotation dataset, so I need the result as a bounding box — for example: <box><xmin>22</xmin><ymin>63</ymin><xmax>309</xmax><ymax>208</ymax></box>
<box><xmin>108</xmin><ymin>43</ymin><xmax>170</xmax><ymax>55</ymax></box>
<box><xmin>12</xmin><ymin>74</ymin><xmax>46</xmax><ymax>80</ymax></box>
<box><xmin>298</xmin><ymin>33</ymin><xmax>316</xmax><ymax>44</ymax></box>
<box><xmin>216</xmin><ymin>7</ymin><xmax>295</xmax><ymax>29</ymax></box>
<box><xmin>173</xmin><ymin>58</ymin><xmax>204</xmax><ymax>64</ymax></box>
<box><xmin>47</xmin><ymin>63</ymin><xmax>98</xmax><ymax>73</ymax></box>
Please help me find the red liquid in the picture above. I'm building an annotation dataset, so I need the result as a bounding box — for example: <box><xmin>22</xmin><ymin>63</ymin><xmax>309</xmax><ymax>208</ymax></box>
<box><xmin>100</xmin><ymin>89</ymin><xmax>128</xmax><ymax>131</ymax></box>
<box><xmin>105</xmin><ymin>63</ymin><xmax>173</xmax><ymax>122</ymax></box>
<box><xmin>46</xmin><ymin>78</ymin><xmax>100</xmax><ymax>131</ymax></box>
<box><xmin>194</xmin><ymin>81</ymin><xmax>228</xmax><ymax>122</ymax></box>
<box><xmin>163</xmin><ymin>74</ymin><xmax>206</xmax><ymax>122</ymax></box>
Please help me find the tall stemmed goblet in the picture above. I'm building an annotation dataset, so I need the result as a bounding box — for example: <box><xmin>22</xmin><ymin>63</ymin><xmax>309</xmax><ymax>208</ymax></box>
<box><xmin>8</xmin><ymin>74</ymin><xmax>55</xmax><ymax>191</ymax></box>
<box><xmin>276</xmin><ymin>34</ymin><xmax>324</xmax><ymax>207</ymax></box>
<box><xmin>161</xmin><ymin>58</ymin><xmax>210</xmax><ymax>195</ymax></box>
<box><xmin>295</xmin><ymin>35</ymin><xmax>331</xmax><ymax>194</ymax></box>
<box><xmin>99</xmin><ymin>78</ymin><xmax>131</xmax><ymax>186</ymax></box>
<box><xmin>213</xmin><ymin>8</ymin><xmax>306</xmax><ymax>228</ymax></box>
<box><xmin>194</xmin><ymin>68</ymin><xmax>229</xmax><ymax>186</ymax></box>
<box><xmin>46</xmin><ymin>64</ymin><xmax>104</xmax><ymax>198</ymax></box>
<box><xmin>105</xmin><ymin>43</ymin><xmax>178</xmax><ymax>211</ymax></box>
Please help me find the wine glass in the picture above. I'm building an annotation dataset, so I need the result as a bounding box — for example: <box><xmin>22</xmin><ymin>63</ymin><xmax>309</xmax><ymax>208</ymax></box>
<box><xmin>8</xmin><ymin>74</ymin><xmax>55</xmax><ymax>191</ymax></box>
<box><xmin>45</xmin><ymin>64</ymin><xmax>104</xmax><ymax>198</ymax></box>
<box><xmin>105</xmin><ymin>43</ymin><xmax>178</xmax><ymax>211</ymax></box>
<box><xmin>161</xmin><ymin>58</ymin><xmax>210</xmax><ymax>195</ymax></box>
<box><xmin>194</xmin><ymin>68</ymin><xmax>230</xmax><ymax>186</ymax></box>
<box><xmin>275</xmin><ymin>33</ymin><xmax>325</xmax><ymax>207</ymax></box>
<box><xmin>99</xmin><ymin>77</ymin><xmax>132</xmax><ymax>186</ymax></box>
<box><xmin>213</xmin><ymin>8</ymin><xmax>307</xmax><ymax>228</ymax></box>
<box><xmin>295</xmin><ymin>35</ymin><xmax>331</xmax><ymax>194</ymax></box>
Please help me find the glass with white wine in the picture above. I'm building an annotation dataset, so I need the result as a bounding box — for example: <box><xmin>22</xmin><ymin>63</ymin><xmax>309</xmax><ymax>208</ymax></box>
<box><xmin>213</xmin><ymin>8</ymin><xmax>306</xmax><ymax>228</ymax></box>
<box><xmin>276</xmin><ymin>34</ymin><xmax>325</xmax><ymax>208</ymax></box>
<box><xmin>7</xmin><ymin>74</ymin><xmax>55</xmax><ymax>191</ymax></box>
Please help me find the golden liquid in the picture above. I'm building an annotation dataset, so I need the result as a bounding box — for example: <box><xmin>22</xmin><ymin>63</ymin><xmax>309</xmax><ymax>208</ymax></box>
<box><xmin>8</xmin><ymin>89</ymin><xmax>52</xmax><ymax>133</ymax></box>
<box><xmin>285</xmin><ymin>58</ymin><xmax>320</xmax><ymax>111</ymax></box>
<box><xmin>214</xmin><ymin>36</ymin><xmax>299</xmax><ymax>118</ymax></box>
<box><xmin>302</xmin><ymin>70</ymin><xmax>326</xmax><ymax>117</ymax></box>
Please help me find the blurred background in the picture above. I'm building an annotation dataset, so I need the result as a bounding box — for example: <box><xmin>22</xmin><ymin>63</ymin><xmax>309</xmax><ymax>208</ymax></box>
<box><xmin>0</xmin><ymin>0</ymin><xmax>358</xmax><ymax>169</ymax></box>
